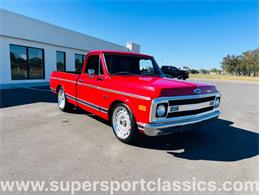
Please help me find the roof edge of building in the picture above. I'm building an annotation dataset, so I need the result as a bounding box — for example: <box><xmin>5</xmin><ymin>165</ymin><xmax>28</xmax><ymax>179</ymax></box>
<box><xmin>0</xmin><ymin>8</ymin><xmax>128</xmax><ymax>50</ymax></box>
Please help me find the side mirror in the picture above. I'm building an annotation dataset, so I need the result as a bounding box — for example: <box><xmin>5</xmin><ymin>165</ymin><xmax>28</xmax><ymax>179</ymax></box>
<box><xmin>87</xmin><ymin>69</ymin><xmax>95</xmax><ymax>78</ymax></box>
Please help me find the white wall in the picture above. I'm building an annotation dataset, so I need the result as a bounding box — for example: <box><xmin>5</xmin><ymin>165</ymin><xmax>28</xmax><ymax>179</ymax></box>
<box><xmin>0</xmin><ymin>36</ymin><xmax>88</xmax><ymax>87</ymax></box>
<box><xmin>0</xmin><ymin>9</ymin><xmax>128</xmax><ymax>52</ymax></box>
<box><xmin>0</xmin><ymin>9</ymin><xmax>141</xmax><ymax>88</ymax></box>
<box><xmin>127</xmin><ymin>42</ymin><xmax>141</xmax><ymax>53</ymax></box>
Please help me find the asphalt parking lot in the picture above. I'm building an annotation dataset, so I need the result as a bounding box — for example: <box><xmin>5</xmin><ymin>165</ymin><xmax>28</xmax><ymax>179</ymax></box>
<box><xmin>0</xmin><ymin>79</ymin><xmax>259</xmax><ymax>194</ymax></box>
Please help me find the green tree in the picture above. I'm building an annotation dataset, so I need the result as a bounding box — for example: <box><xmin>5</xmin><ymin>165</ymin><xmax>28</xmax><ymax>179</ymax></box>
<box><xmin>210</xmin><ymin>68</ymin><xmax>218</xmax><ymax>73</ymax></box>
<box><xmin>241</xmin><ymin>49</ymin><xmax>259</xmax><ymax>76</ymax></box>
<box><xmin>221</xmin><ymin>48</ymin><xmax>258</xmax><ymax>76</ymax></box>
<box><xmin>199</xmin><ymin>69</ymin><xmax>209</xmax><ymax>74</ymax></box>
<box><xmin>221</xmin><ymin>55</ymin><xmax>242</xmax><ymax>75</ymax></box>
<box><xmin>182</xmin><ymin>66</ymin><xmax>190</xmax><ymax>71</ymax></box>
<box><xmin>190</xmin><ymin>69</ymin><xmax>199</xmax><ymax>74</ymax></box>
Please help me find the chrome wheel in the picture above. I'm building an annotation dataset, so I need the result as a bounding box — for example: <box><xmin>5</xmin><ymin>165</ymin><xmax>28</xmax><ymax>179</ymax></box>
<box><xmin>112</xmin><ymin>106</ymin><xmax>131</xmax><ymax>140</ymax></box>
<box><xmin>58</xmin><ymin>88</ymin><xmax>66</xmax><ymax>110</ymax></box>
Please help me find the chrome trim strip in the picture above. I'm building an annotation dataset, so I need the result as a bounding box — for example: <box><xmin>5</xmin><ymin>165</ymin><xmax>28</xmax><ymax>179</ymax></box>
<box><xmin>169</xmin><ymin>101</ymin><xmax>214</xmax><ymax>113</ymax></box>
<box><xmin>65</xmin><ymin>94</ymin><xmax>77</xmax><ymax>101</ymax></box>
<box><xmin>52</xmin><ymin>76</ymin><xmax>150</xmax><ymax>100</ymax></box>
<box><xmin>77</xmin><ymin>97</ymin><xmax>108</xmax><ymax>112</ymax></box>
<box><xmin>66</xmin><ymin>96</ymin><xmax>77</xmax><ymax>102</ymax></box>
<box><xmin>50</xmin><ymin>87</ymin><xmax>56</xmax><ymax>92</ymax></box>
<box><xmin>77</xmin><ymin>101</ymin><xmax>98</xmax><ymax>111</ymax></box>
<box><xmin>77</xmin><ymin>82</ymin><xmax>96</xmax><ymax>89</ymax></box>
<box><xmin>97</xmin><ymin>86</ymin><xmax>151</xmax><ymax>101</ymax></box>
<box><xmin>154</xmin><ymin>108</ymin><xmax>220</xmax><ymax>123</ymax></box>
<box><xmin>137</xmin><ymin>122</ymin><xmax>146</xmax><ymax>127</ymax></box>
<box><xmin>50</xmin><ymin>77</ymin><xmax>77</xmax><ymax>84</ymax></box>
<box><xmin>138</xmin><ymin>126</ymin><xmax>145</xmax><ymax>131</ymax></box>
<box><xmin>100</xmin><ymin>109</ymin><xmax>108</xmax><ymax>113</ymax></box>
<box><xmin>143</xmin><ymin>110</ymin><xmax>220</xmax><ymax>136</ymax></box>
<box><xmin>64</xmin><ymin>93</ymin><xmax>108</xmax><ymax>113</ymax></box>
<box><xmin>153</xmin><ymin>92</ymin><xmax>220</xmax><ymax>102</ymax></box>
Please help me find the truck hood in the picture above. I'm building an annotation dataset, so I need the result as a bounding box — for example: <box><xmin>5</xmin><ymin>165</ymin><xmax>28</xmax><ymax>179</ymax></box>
<box><xmin>109</xmin><ymin>76</ymin><xmax>218</xmax><ymax>98</ymax></box>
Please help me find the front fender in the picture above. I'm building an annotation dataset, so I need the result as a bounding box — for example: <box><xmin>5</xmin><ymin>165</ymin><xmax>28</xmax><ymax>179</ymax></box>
<box><xmin>108</xmin><ymin>95</ymin><xmax>152</xmax><ymax>125</ymax></box>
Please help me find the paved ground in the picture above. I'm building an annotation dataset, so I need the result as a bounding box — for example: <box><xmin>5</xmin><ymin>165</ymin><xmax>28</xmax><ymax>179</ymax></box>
<box><xmin>0</xmin><ymin>80</ymin><xmax>259</xmax><ymax>194</ymax></box>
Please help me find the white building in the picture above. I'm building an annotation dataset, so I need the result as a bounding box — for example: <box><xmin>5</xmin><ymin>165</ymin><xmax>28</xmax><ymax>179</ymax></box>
<box><xmin>0</xmin><ymin>9</ymin><xmax>140</xmax><ymax>89</ymax></box>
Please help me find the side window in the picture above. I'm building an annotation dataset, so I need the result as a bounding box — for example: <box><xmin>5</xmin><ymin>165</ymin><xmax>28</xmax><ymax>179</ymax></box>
<box><xmin>139</xmin><ymin>59</ymin><xmax>154</xmax><ymax>74</ymax></box>
<box><xmin>171</xmin><ymin>67</ymin><xmax>178</xmax><ymax>72</ymax></box>
<box><xmin>85</xmin><ymin>55</ymin><xmax>103</xmax><ymax>75</ymax></box>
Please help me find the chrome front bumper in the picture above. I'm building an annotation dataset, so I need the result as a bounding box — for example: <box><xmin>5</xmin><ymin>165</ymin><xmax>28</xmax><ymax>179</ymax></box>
<box><xmin>138</xmin><ymin>110</ymin><xmax>220</xmax><ymax>136</ymax></box>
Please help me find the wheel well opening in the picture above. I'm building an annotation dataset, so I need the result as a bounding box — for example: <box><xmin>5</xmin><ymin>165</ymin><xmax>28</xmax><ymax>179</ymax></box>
<box><xmin>108</xmin><ymin>100</ymin><xmax>124</xmax><ymax>121</ymax></box>
<box><xmin>56</xmin><ymin>85</ymin><xmax>62</xmax><ymax>93</ymax></box>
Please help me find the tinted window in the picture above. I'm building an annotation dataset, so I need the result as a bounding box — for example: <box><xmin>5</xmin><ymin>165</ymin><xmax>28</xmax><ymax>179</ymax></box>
<box><xmin>10</xmin><ymin>45</ymin><xmax>28</xmax><ymax>80</ymax></box>
<box><xmin>56</xmin><ymin>51</ymin><xmax>66</xmax><ymax>71</ymax></box>
<box><xmin>171</xmin><ymin>67</ymin><xmax>178</xmax><ymax>71</ymax></box>
<box><xmin>105</xmin><ymin>54</ymin><xmax>162</xmax><ymax>76</ymax></box>
<box><xmin>85</xmin><ymin>55</ymin><xmax>103</xmax><ymax>75</ymax></box>
<box><xmin>75</xmin><ymin>54</ymin><xmax>85</xmax><ymax>72</ymax></box>
<box><xmin>28</xmin><ymin>48</ymin><xmax>44</xmax><ymax>79</ymax></box>
<box><xmin>10</xmin><ymin>44</ymin><xmax>44</xmax><ymax>80</ymax></box>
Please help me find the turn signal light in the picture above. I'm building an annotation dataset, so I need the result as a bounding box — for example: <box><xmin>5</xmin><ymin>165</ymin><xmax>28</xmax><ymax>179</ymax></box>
<box><xmin>138</xmin><ymin>105</ymin><xmax>146</xmax><ymax>111</ymax></box>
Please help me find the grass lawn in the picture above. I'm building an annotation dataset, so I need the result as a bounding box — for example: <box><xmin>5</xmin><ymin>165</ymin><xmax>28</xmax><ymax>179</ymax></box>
<box><xmin>190</xmin><ymin>74</ymin><xmax>259</xmax><ymax>81</ymax></box>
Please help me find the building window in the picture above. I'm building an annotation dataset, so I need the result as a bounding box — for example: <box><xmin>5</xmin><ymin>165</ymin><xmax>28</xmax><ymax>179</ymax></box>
<box><xmin>10</xmin><ymin>45</ymin><xmax>27</xmax><ymax>79</ymax></box>
<box><xmin>56</xmin><ymin>51</ymin><xmax>66</xmax><ymax>71</ymax></box>
<box><xmin>28</xmin><ymin>47</ymin><xmax>44</xmax><ymax>79</ymax></box>
<box><xmin>75</xmin><ymin>54</ymin><xmax>85</xmax><ymax>72</ymax></box>
<box><xmin>10</xmin><ymin>44</ymin><xmax>44</xmax><ymax>80</ymax></box>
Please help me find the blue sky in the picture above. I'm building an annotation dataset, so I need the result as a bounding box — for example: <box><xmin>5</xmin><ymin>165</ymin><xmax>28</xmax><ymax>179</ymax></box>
<box><xmin>1</xmin><ymin>0</ymin><xmax>258</xmax><ymax>69</ymax></box>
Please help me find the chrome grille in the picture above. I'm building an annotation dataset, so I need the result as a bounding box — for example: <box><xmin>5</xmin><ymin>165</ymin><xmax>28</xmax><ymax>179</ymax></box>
<box><xmin>149</xmin><ymin>93</ymin><xmax>221</xmax><ymax>123</ymax></box>
<box><xmin>167</xmin><ymin>106</ymin><xmax>214</xmax><ymax>118</ymax></box>
<box><xmin>167</xmin><ymin>96</ymin><xmax>216</xmax><ymax>118</ymax></box>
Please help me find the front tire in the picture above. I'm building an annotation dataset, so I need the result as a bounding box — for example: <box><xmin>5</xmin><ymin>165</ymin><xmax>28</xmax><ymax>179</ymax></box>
<box><xmin>111</xmin><ymin>103</ymin><xmax>139</xmax><ymax>144</ymax></box>
<box><xmin>57</xmin><ymin>87</ymin><xmax>73</xmax><ymax>112</ymax></box>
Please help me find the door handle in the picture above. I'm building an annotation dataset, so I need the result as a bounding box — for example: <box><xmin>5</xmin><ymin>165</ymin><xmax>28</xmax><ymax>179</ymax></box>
<box><xmin>78</xmin><ymin>79</ymin><xmax>84</xmax><ymax>83</ymax></box>
<box><xmin>97</xmin><ymin>77</ymin><xmax>103</xmax><ymax>81</ymax></box>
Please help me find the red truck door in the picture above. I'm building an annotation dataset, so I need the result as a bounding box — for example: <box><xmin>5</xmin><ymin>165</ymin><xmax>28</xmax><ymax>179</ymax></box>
<box><xmin>76</xmin><ymin>53</ymin><xmax>107</xmax><ymax>114</ymax></box>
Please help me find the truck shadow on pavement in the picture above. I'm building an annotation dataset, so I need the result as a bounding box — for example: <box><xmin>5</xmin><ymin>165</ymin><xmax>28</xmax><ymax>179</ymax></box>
<box><xmin>135</xmin><ymin>119</ymin><xmax>259</xmax><ymax>162</ymax></box>
<box><xmin>77</xmin><ymin>108</ymin><xmax>258</xmax><ymax>162</ymax></box>
<box><xmin>68</xmin><ymin>107</ymin><xmax>259</xmax><ymax>162</ymax></box>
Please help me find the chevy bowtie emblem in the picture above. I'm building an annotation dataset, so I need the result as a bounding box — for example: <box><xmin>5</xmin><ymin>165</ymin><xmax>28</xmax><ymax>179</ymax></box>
<box><xmin>194</xmin><ymin>88</ymin><xmax>201</xmax><ymax>94</ymax></box>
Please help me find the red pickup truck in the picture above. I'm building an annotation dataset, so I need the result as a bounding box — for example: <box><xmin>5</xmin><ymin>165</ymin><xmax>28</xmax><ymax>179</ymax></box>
<box><xmin>50</xmin><ymin>50</ymin><xmax>221</xmax><ymax>144</ymax></box>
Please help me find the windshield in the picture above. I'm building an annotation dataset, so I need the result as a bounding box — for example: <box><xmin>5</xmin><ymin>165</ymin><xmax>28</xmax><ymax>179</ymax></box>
<box><xmin>104</xmin><ymin>54</ymin><xmax>163</xmax><ymax>76</ymax></box>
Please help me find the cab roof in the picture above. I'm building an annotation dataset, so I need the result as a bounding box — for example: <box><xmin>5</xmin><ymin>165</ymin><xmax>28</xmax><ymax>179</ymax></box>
<box><xmin>89</xmin><ymin>50</ymin><xmax>153</xmax><ymax>58</ymax></box>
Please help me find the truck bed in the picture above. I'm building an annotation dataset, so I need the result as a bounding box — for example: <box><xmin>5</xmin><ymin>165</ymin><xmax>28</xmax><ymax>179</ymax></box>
<box><xmin>50</xmin><ymin>71</ymin><xmax>80</xmax><ymax>106</ymax></box>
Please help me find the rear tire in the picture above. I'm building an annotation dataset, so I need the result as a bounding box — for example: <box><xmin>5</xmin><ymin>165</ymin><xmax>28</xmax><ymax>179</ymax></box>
<box><xmin>57</xmin><ymin>87</ymin><xmax>73</xmax><ymax>112</ymax></box>
<box><xmin>111</xmin><ymin>103</ymin><xmax>139</xmax><ymax>144</ymax></box>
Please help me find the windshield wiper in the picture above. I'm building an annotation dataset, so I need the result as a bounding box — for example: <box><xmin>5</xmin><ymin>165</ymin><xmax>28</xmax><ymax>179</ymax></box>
<box><xmin>112</xmin><ymin>71</ymin><xmax>136</xmax><ymax>75</ymax></box>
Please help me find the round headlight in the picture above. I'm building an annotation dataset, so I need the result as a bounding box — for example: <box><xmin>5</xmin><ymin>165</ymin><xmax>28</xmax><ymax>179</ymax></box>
<box><xmin>214</xmin><ymin>97</ymin><xmax>220</xmax><ymax>108</ymax></box>
<box><xmin>156</xmin><ymin>104</ymin><xmax>166</xmax><ymax>117</ymax></box>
